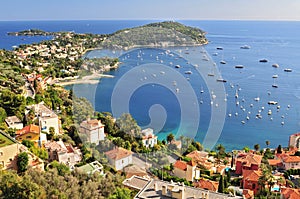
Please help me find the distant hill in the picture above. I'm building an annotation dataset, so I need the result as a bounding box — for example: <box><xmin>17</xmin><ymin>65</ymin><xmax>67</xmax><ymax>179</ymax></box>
<box><xmin>101</xmin><ymin>21</ymin><xmax>208</xmax><ymax>49</ymax></box>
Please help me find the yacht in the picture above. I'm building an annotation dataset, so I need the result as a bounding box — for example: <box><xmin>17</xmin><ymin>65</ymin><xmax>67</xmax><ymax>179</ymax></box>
<box><xmin>259</xmin><ymin>59</ymin><xmax>268</xmax><ymax>63</ymax></box>
<box><xmin>175</xmin><ymin>65</ymin><xmax>181</xmax><ymax>68</ymax></box>
<box><xmin>185</xmin><ymin>71</ymin><xmax>192</xmax><ymax>74</ymax></box>
<box><xmin>240</xmin><ymin>45</ymin><xmax>251</xmax><ymax>49</ymax></box>
<box><xmin>217</xmin><ymin>78</ymin><xmax>227</xmax><ymax>82</ymax></box>
<box><xmin>272</xmin><ymin>63</ymin><xmax>280</xmax><ymax>68</ymax></box>
<box><xmin>268</xmin><ymin>101</ymin><xmax>278</xmax><ymax>105</ymax></box>
<box><xmin>220</xmin><ymin>60</ymin><xmax>226</xmax><ymax>64</ymax></box>
<box><xmin>216</xmin><ymin>47</ymin><xmax>223</xmax><ymax>50</ymax></box>
<box><xmin>254</xmin><ymin>97</ymin><xmax>260</xmax><ymax>102</ymax></box>
<box><xmin>235</xmin><ymin>65</ymin><xmax>244</xmax><ymax>69</ymax></box>
<box><xmin>235</xmin><ymin>90</ymin><xmax>239</xmax><ymax>98</ymax></box>
<box><xmin>284</xmin><ymin>68</ymin><xmax>292</xmax><ymax>72</ymax></box>
<box><xmin>272</xmin><ymin>74</ymin><xmax>278</xmax><ymax>78</ymax></box>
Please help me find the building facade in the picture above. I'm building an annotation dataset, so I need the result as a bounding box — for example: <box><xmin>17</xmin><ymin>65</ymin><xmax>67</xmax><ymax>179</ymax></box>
<box><xmin>79</xmin><ymin>119</ymin><xmax>105</xmax><ymax>145</ymax></box>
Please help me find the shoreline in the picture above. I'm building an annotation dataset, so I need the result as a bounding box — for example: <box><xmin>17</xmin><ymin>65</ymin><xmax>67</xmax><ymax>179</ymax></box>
<box><xmin>54</xmin><ymin>73</ymin><xmax>114</xmax><ymax>86</ymax></box>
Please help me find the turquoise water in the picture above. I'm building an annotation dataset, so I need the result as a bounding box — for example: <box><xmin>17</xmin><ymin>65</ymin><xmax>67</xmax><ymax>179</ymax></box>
<box><xmin>2</xmin><ymin>20</ymin><xmax>300</xmax><ymax>151</ymax></box>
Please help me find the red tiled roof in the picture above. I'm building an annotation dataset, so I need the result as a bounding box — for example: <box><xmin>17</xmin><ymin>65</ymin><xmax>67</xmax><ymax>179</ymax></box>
<box><xmin>194</xmin><ymin>178</ymin><xmax>219</xmax><ymax>191</ymax></box>
<box><xmin>281</xmin><ymin>188</ymin><xmax>300</xmax><ymax>199</ymax></box>
<box><xmin>174</xmin><ymin>160</ymin><xmax>187</xmax><ymax>171</ymax></box>
<box><xmin>290</xmin><ymin>132</ymin><xmax>300</xmax><ymax>137</ymax></box>
<box><xmin>105</xmin><ymin>147</ymin><xmax>133</xmax><ymax>161</ymax></box>
<box><xmin>268</xmin><ymin>159</ymin><xmax>282</xmax><ymax>166</ymax></box>
<box><xmin>243</xmin><ymin>170</ymin><xmax>262</xmax><ymax>182</ymax></box>
<box><xmin>16</xmin><ymin>124</ymin><xmax>40</xmax><ymax>136</ymax></box>
<box><xmin>282</xmin><ymin>155</ymin><xmax>300</xmax><ymax>163</ymax></box>
<box><xmin>237</xmin><ymin>153</ymin><xmax>262</xmax><ymax>167</ymax></box>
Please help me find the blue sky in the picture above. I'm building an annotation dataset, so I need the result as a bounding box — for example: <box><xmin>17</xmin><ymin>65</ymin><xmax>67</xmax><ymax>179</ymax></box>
<box><xmin>2</xmin><ymin>0</ymin><xmax>300</xmax><ymax>21</ymax></box>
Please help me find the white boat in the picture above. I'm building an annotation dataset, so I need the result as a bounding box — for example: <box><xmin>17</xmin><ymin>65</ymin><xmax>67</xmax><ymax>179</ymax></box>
<box><xmin>220</xmin><ymin>60</ymin><xmax>226</xmax><ymax>64</ymax></box>
<box><xmin>228</xmin><ymin>113</ymin><xmax>232</xmax><ymax>117</ymax></box>
<box><xmin>241</xmin><ymin>121</ymin><xmax>246</xmax><ymax>124</ymax></box>
<box><xmin>272</xmin><ymin>63</ymin><xmax>279</xmax><ymax>68</ymax></box>
<box><xmin>176</xmin><ymin>88</ymin><xmax>179</xmax><ymax>93</ymax></box>
<box><xmin>175</xmin><ymin>65</ymin><xmax>181</xmax><ymax>68</ymax></box>
<box><xmin>268</xmin><ymin>101</ymin><xmax>278</xmax><ymax>105</ymax></box>
<box><xmin>217</xmin><ymin>78</ymin><xmax>227</xmax><ymax>83</ymax></box>
<box><xmin>272</xmin><ymin>74</ymin><xmax>278</xmax><ymax>78</ymax></box>
<box><xmin>185</xmin><ymin>71</ymin><xmax>192</xmax><ymax>74</ymax></box>
<box><xmin>246</xmin><ymin>116</ymin><xmax>250</xmax><ymax>120</ymax></box>
<box><xmin>268</xmin><ymin>110</ymin><xmax>272</xmax><ymax>115</ymax></box>
<box><xmin>284</xmin><ymin>68</ymin><xmax>292</xmax><ymax>72</ymax></box>
<box><xmin>212</xmin><ymin>52</ymin><xmax>218</xmax><ymax>56</ymax></box>
<box><xmin>281</xmin><ymin>121</ymin><xmax>285</xmax><ymax>125</ymax></box>
<box><xmin>240</xmin><ymin>45</ymin><xmax>251</xmax><ymax>49</ymax></box>
<box><xmin>254</xmin><ymin>97</ymin><xmax>260</xmax><ymax>101</ymax></box>
<box><xmin>235</xmin><ymin>90</ymin><xmax>239</xmax><ymax>98</ymax></box>
<box><xmin>200</xmin><ymin>86</ymin><xmax>204</xmax><ymax>93</ymax></box>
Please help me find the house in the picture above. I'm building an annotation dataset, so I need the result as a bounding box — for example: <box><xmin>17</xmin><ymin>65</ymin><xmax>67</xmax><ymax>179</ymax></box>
<box><xmin>281</xmin><ymin>188</ymin><xmax>300</xmax><ymax>199</ymax></box>
<box><xmin>281</xmin><ymin>155</ymin><xmax>300</xmax><ymax>170</ymax></box>
<box><xmin>134</xmin><ymin>179</ymin><xmax>242</xmax><ymax>199</ymax></box>
<box><xmin>44</xmin><ymin>140</ymin><xmax>82</xmax><ymax>167</ymax></box>
<box><xmin>141</xmin><ymin>128</ymin><xmax>157</xmax><ymax>148</ymax></box>
<box><xmin>105</xmin><ymin>147</ymin><xmax>133</xmax><ymax>171</ymax></box>
<box><xmin>15</xmin><ymin>124</ymin><xmax>47</xmax><ymax>147</ymax></box>
<box><xmin>193</xmin><ymin>178</ymin><xmax>219</xmax><ymax>192</ymax></box>
<box><xmin>124</xmin><ymin>164</ymin><xmax>148</xmax><ymax>178</ymax></box>
<box><xmin>5</xmin><ymin>116</ymin><xmax>23</xmax><ymax>129</ymax></box>
<box><xmin>26</xmin><ymin>102</ymin><xmax>60</xmax><ymax>135</ymax></box>
<box><xmin>0</xmin><ymin>131</ymin><xmax>44</xmax><ymax>171</ymax></box>
<box><xmin>123</xmin><ymin>175</ymin><xmax>150</xmax><ymax>190</ymax></box>
<box><xmin>268</xmin><ymin>159</ymin><xmax>283</xmax><ymax>169</ymax></box>
<box><xmin>242</xmin><ymin>170</ymin><xmax>262</xmax><ymax>195</ymax></box>
<box><xmin>235</xmin><ymin>153</ymin><xmax>262</xmax><ymax>175</ymax></box>
<box><xmin>79</xmin><ymin>119</ymin><xmax>105</xmax><ymax>145</ymax></box>
<box><xmin>170</xmin><ymin>139</ymin><xmax>182</xmax><ymax>149</ymax></box>
<box><xmin>173</xmin><ymin>160</ymin><xmax>200</xmax><ymax>182</ymax></box>
<box><xmin>77</xmin><ymin>161</ymin><xmax>104</xmax><ymax>175</ymax></box>
<box><xmin>289</xmin><ymin>133</ymin><xmax>300</xmax><ymax>150</ymax></box>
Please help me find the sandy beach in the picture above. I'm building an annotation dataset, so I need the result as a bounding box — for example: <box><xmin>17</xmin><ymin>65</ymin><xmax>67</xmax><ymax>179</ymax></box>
<box><xmin>54</xmin><ymin>73</ymin><xmax>114</xmax><ymax>86</ymax></box>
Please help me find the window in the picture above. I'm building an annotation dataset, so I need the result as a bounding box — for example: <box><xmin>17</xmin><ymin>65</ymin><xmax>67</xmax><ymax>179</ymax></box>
<box><xmin>0</xmin><ymin>152</ymin><xmax>3</xmax><ymax>156</ymax></box>
<box><xmin>26</xmin><ymin>136</ymin><xmax>32</xmax><ymax>139</ymax></box>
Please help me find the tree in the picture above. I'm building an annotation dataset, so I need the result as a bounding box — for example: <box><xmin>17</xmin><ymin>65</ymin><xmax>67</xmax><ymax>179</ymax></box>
<box><xmin>49</xmin><ymin>161</ymin><xmax>70</xmax><ymax>176</ymax></box>
<box><xmin>167</xmin><ymin>133</ymin><xmax>174</xmax><ymax>144</ymax></box>
<box><xmin>243</xmin><ymin>146</ymin><xmax>250</xmax><ymax>153</ymax></box>
<box><xmin>0</xmin><ymin>107</ymin><xmax>7</xmax><ymax>123</ymax></box>
<box><xmin>254</xmin><ymin>144</ymin><xmax>260</xmax><ymax>152</ymax></box>
<box><xmin>218</xmin><ymin>175</ymin><xmax>224</xmax><ymax>193</ymax></box>
<box><xmin>265</xmin><ymin>140</ymin><xmax>270</xmax><ymax>148</ymax></box>
<box><xmin>116</xmin><ymin>113</ymin><xmax>141</xmax><ymax>138</ymax></box>
<box><xmin>17</xmin><ymin>152</ymin><xmax>29</xmax><ymax>173</ymax></box>
<box><xmin>109</xmin><ymin>187</ymin><xmax>132</xmax><ymax>199</ymax></box>
<box><xmin>277</xmin><ymin>145</ymin><xmax>282</xmax><ymax>154</ymax></box>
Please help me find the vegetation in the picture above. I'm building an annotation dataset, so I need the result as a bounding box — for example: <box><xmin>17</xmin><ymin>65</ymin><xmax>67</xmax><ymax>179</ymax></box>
<box><xmin>17</xmin><ymin>152</ymin><xmax>29</xmax><ymax>173</ymax></box>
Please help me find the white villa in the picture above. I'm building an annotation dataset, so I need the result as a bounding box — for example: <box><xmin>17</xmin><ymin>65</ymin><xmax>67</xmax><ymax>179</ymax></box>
<box><xmin>79</xmin><ymin>119</ymin><xmax>105</xmax><ymax>145</ymax></box>
<box><xmin>141</xmin><ymin>128</ymin><xmax>157</xmax><ymax>148</ymax></box>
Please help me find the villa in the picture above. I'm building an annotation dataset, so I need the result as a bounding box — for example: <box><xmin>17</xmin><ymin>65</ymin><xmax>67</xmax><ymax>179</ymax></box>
<box><xmin>235</xmin><ymin>153</ymin><xmax>262</xmax><ymax>175</ymax></box>
<box><xmin>25</xmin><ymin>102</ymin><xmax>60</xmax><ymax>135</ymax></box>
<box><xmin>5</xmin><ymin>116</ymin><xmax>23</xmax><ymax>129</ymax></box>
<box><xmin>79</xmin><ymin>119</ymin><xmax>105</xmax><ymax>145</ymax></box>
<box><xmin>44</xmin><ymin>140</ymin><xmax>82</xmax><ymax>168</ymax></box>
<box><xmin>141</xmin><ymin>128</ymin><xmax>157</xmax><ymax>148</ymax></box>
<box><xmin>16</xmin><ymin>124</ymin><xmax>47</xmax><ymax>147</ymax></box>
<box><xmin>193</xmin><ymin>178</ymin><xmax>219</xmax><ymax>192</ymax></box>
<box><xmin>173</xmin><ymin>160</ymin><xmax>200</xmax><ymax>182</ymax></box>
<box><xmin>105</xmin><ymin>147</ymin><xmax>133</xmax><ymax>171</ymax></box>
<box><xmin>242</xmin><ymin>170</ymin><xmax>262</xmax><ymax>195</ymax></box>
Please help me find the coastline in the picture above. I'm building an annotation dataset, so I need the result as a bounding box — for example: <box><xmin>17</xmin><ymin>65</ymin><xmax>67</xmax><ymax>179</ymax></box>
<box><xmin>54</xmin><ymin>73</ymin><xmax>114</xmax><ymax>86</ymax></box>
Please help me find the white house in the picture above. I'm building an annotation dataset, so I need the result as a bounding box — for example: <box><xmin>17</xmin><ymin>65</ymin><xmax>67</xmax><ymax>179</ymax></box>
<box><xmin>281</xmin><ymin>155</ymin><xmax>300</xmax><ymax>170</ymax></box>
<box><xmin>105</xmin><ymin>147</ymin><xmax>133</xmax><ymax>171</ymax></box>
<box><xmin>79</xmin><ymin>119</ymin><xmax>105</xmax><ymax>145</ymax></box>
<box><xmin>5</xmin><ymin>116</ymin><xmax>24</xmax><ymax>130</ymax></box>
<box><xmin>26</xmin><ymin>102</ymin><xmax>60</xmax><ymax>135</ymax></box>
<box><xmin>141</xmin><ymin>128</ymin><xmax>157</xmax><ymax>148</ymax></box>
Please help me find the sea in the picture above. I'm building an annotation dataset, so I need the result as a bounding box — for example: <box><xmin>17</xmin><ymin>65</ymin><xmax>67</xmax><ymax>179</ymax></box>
<box><xmin>1</xmin><ymin>20</ymin><xmax>300</xmax><ymax>151</ymax></box>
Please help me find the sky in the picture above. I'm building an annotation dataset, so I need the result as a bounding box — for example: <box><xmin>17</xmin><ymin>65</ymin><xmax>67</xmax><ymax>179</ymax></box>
<box><xmin>1</xmin><ymin>0</ymin><xmax>300</xmax><ymax>21</ymax></box>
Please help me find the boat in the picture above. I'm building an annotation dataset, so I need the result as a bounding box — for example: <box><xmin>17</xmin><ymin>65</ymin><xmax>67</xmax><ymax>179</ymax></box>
<box><xmin>235</xmin><ymin>90</ymin><xmax>239</xmax><ymax>98</ymax></box>
<box><xmin>241</xmin><ymin>121</ymin><xmax>245</xmax><ymax>124</ymax></box>
<box><xmin>175</xmin><ymin>65</ymin><xmax>181</xmax><ymax>68</ymax></box>
<box><xmin>284</xmin><ymin>68</ymin><xmax>292</xmax><ymax>72</ymax></box>
<box><xmin>212</xmin><ymin>52</ymin><xmax>218</xmax><ymax>56</ymax></box>
<box><xmin>176</xmin><ymin>88</ymin><xmax>179</xmax><ymax>93</ymax></box>
<box><xmin>281</xmin><ymin>121</ymin><xmax>285</xmax><ymax>125</ymax></box>
<box><xmin>272</xmin><ymin>63</ymin><xmax>280</xmax><ymax>68</ymax></box>
<box><xmin>202</xmin><ymin>58</ymin><xmax>209</xmax><ymax>61</ymax></box>
<box><xmin>240</xmin><ymin>45</ymin><xmax>251</xmax><ymax>49</ymax></box>
<box><xmin>272</xmin><ymin>84</ymin><xmax>278</xmax><ymax>88</ymax></box>
<box><xmin>216</xmin><ymin>47</ymin><xmax>223</xmax><ymax>50</ymax></box>
<box><xmin>217</xmin><ymin>78</ymin><xmax>227</xmax><ymax>82</ymax></box>
<box><xmin>228</xmin><ymin>113</ymin><xmax>232</xmax><ymax>117</ymax></box>
<box><xmin>268</xmin><ymin>101</ymin><xmax>278</xmax><ymax>105</ymax></box>
<box><xmin>185</xmin><ymin>71</ymin><xmax>192</xmax><ymax>74</ymax></box>
<box><xmin>235</xmin><ymin>65</ymin><xmax>244</xmax><ymax>69</ymax></box>
<box><xmin>220</xmin><ymin>60</ymin><xmax>226</xmax><ymax>64</ymax></box>
<box><xmin>268</xmin><ymin>110</ymin><xmax>272</xmax><ymax>115</ymax></box>
<box><xmin>272</xmin><ymin>74</ymin><xmax>278</xmax><ymax>78</ymax></box>
<box><xmin>259</xmin><ymin>59</ymin><xmax>268</xmax><ymax>63</ymax></box>
<box><xmin>208</xmin><ymin>73</ymin><xmax>215</xmax><ymax>77</ymax></box>
<box><xmin>254</xmin><ymin>97</ymin><xmax>260</xmax><ymax>101</ymax></box>
<box><xmin>200</xmin><ymin>86</ymin><xmax>204</xmax><ymax>93</ymax></box>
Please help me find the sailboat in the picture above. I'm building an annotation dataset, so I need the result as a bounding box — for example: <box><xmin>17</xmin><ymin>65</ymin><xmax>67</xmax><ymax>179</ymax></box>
<box><xmin>272</xmin><ymin>78</ymin><xmax>278</xmax><ymax>88</ymax></box>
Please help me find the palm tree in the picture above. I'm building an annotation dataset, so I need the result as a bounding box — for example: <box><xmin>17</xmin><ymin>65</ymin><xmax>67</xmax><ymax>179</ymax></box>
<box><xmin>254</xmin><ymin>144</ymin><xmax>260</xmax><ymax>152</ymax></box>
<box><xmin>265</xmin><ymin>140</ymin><xmax>270</xmax><ymax>148</ymax></box>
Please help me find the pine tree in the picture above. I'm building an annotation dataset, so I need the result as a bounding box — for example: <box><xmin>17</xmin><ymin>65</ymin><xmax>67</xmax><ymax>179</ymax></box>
<box><xmin>218</xmin><ymin>175</ymin><xmax>224</xmax><ymax>193</ymax></box>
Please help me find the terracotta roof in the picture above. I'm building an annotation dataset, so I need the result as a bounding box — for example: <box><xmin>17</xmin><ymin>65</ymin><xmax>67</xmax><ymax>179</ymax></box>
<box><xmin>16</xmin><ymin>124</ymin><xmax>40</xmax><ymax>136</ymax></box>
<box><xmin>173</xmin><ymin>160</ymin><xmax>187</xmax><ymax>171</ymax></box>
<box><xmin>243</xmin><ymin>170</ymin><xmax>262</xmax><ymax>182</ymax></box>
<box><xmin>187</xmin><ymin>151</ymin><xmax>209</xmax><ymax>161</ymax></box>
<box><xmin>282</xmin><ymin>155</ymin><xmax>300</xmax><ymax>163</ymax></box>
<box><xmin>80</xmin><ymin>119</ymin><xmax>104</xmax><ymax>129</ymax></box>
<box><xmin>124</xmin><ymin>165</ymin><xmax>148</xmax><ymax>178</ymax></box>
<box><xmin>105</xmin><ymin>147</ymin><xmax>133</xmax><ymax>161</ymax></box>
<box><xmin>237</xmin><ymin>153</ymin><xmax>262</xmax><ymax>167</ymax></box>
<box><xmin>268</xmin><ymin>159</ymin><xmax>282</xmax><ymax>166</ymax></box>
<box><xmin>243</xmin><ymin>189</ymin><xmax>254</xmax><ymax>199</ymax></box>
<box><xmin>281</xmin><ymin>188</ymin><xmax>300</xmax><ymax>199</ymax></box>
<box><xmin>193</xmin><ymin>178</ymin><xmax>219</xmax><ymax>191</ymax></box>
<box><xmin>290</xmin><ymin>132</ymin><xmax>300</xmax><ymax>137</ymax></box>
